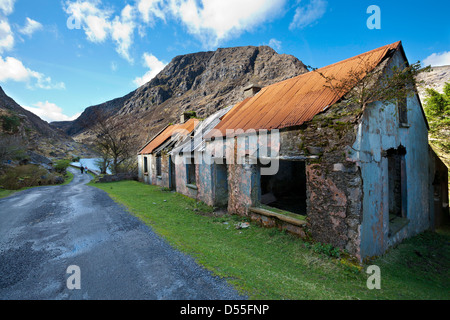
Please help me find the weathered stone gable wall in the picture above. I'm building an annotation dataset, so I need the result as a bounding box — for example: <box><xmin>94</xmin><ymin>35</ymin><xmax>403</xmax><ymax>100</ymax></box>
<box><xmin>137</xmin><ymin>154</ymin><xmax>152</xmax><ymax>185</ymax></box>
<box><xmin>137</xmin><ymin>154</ymin><xmax>144</xmax><ymax>181</ymax></box>
<box><xmin>350</xmin><ymin>50</ymin><xmax>432</xmax><ymax>259</ymax></box>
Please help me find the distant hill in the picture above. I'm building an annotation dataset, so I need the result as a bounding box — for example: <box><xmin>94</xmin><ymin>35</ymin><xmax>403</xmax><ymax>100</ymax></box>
<box><xmin>52</xmin><ymin>45</ymin><xmax>308</xmax><ymax>147</ymax></box>
<box><xmin>0</xmin><ymin>86</ymin><xmax>94</xmax><ymax>159</ymax></box>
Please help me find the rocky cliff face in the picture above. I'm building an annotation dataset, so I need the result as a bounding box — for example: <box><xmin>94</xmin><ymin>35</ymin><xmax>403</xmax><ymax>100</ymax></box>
<box><xmin>416</xmin><ymin>65</ymin><xmax>450</xmax><ymax>100</ymax></box>
<box><xmin>56</xmin><ymin>45</ymin><xmax>308</xmax><ymax>146</ymax></box>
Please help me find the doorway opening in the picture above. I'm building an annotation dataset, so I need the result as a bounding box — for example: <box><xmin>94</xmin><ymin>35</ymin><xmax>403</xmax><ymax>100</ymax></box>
<box><xmin>386</xmin><ymin>146</ymin><xmax>408</xmax><ymax>236</ymax></box>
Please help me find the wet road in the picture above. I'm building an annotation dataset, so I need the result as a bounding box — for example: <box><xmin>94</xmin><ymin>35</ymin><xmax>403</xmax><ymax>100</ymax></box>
<box><xmin>0</xmin><ymin>168</ymin><xmax>245</xmax><ymax>300</ymax></box>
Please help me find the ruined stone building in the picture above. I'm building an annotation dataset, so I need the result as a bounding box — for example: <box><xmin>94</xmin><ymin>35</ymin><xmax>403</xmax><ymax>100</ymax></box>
<box><xmin>138</xmin><ymin>118</ymin><xmax>198</xmax><ymax>189</ymax></box>
<box><xmin>138</xmin><ymin>41</ymin><xmax>449</xmax><ymax>261</ymax></box>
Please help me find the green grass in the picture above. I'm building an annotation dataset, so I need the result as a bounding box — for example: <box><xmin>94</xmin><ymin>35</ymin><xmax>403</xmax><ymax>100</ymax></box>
<box><xmin>89</xmin><ymin>180</ymin><xmax>450</xmax><ymax>300</ymax></box>
<box><xmin>60</xmin><ymin>171</ymin><xmax>74</xmax><ymax>186</ymax></box>
<box><xmin>0</xmin><ymin>170</ymin><xmax>74</xmax><ymax>199</ymax></box>
<box><xmin>0</xmin><ymin>188</ymin><xmax>22</xmax><ymax>199</ymax></box>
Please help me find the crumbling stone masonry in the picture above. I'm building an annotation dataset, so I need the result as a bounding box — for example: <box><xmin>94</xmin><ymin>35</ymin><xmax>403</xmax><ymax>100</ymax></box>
<box><xmin>224</xmin><ymin>102</ymin><xmax>365</xmax><ymax>258</ymax></box>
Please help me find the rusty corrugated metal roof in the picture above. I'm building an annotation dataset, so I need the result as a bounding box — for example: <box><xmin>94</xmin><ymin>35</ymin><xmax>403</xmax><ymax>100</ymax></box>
<box><xmin>209</xmin><ymin>41</ymin><xmax>402</xmax><ymax>137</ymax></box>
<box><xmin>139</xmin><ymin>118</ymin><xmax>198</xmax><ymax>155</ymax></box>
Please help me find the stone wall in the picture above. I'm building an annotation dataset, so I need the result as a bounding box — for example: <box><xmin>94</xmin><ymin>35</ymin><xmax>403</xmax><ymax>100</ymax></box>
<box><xmin>221</xmin><ymin>101</ymin><xmax>365</xmax><ymax>257</ymax></box>
<box><xmin>278</xmin><ymin>102</ymin><xmax>364</xmax><ymax>256</ymax></box>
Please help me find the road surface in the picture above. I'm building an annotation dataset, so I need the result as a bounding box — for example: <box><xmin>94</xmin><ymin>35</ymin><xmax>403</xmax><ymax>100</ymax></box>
<box><xmin>0</xmin><ymin>168</ymin><xmax>245</xmax><ymax>300</ymax></box>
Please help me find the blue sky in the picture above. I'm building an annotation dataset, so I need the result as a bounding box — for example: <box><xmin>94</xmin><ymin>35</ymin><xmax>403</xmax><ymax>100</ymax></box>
<box><xmin>0</xmin><ymin>0</ymin><xmax>449</xmax><ymax>122</ymax></box>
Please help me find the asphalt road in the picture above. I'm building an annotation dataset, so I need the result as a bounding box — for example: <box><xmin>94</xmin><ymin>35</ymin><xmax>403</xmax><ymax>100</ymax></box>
<box><xmin>0</xmin><ymin>167</ymin><xmax>245</xmax><ymax>300</ymax></box>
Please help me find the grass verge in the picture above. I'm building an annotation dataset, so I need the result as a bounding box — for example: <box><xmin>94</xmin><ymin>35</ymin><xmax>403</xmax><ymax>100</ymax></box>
<box><xmin>90</xmin><ymin>180</ymin><xmax>450</xmax><ymax>300</ymax></box>
<box><xmin>0</xmin><ymin>170</ymin><xmax>74</xmax><ymax>199</ymax></box>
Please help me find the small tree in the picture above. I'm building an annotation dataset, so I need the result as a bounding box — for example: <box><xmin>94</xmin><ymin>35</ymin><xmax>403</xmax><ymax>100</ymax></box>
<box><xmin>84</xmin><ymin>110</ymin><xmax>139</xmax><ymax>174</ymax></box>
<box><xmin>424</xmin><ymin>82</ymin><xmax>450</xmax><ymax>155</ymax></box>
<box><xmin>53</xmin><ymin>159</ymin><xmax>71</xmax><ymax>175</ymax></box>
<box><xmin>1</xmin><ymin>115</ymin><xmax>21</xmax><ymax>133</ymax></box>
<box><xmin>94</xmin><ymin>157</ymin><xmax>110</xmax><ymax>175</ymax></box>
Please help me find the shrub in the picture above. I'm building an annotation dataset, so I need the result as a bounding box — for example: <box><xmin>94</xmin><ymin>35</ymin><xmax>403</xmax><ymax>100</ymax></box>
<box><xmin>53</xmin><ymin>159</ymin><xmax>71</xmax><ymax>174</ymax></box>
<box><xmin>310</xmin><ymin>242</ymin><xmax>341</xmax><ymax>258</ymax></box>
<box><xmin>1</xmin><ymin>115</ymin><xmax>21</xmax><ymax>133</ymax></box>
<box><xmin>0</xmin><ymin>165</ymin><xmax>63</xmax><ymax>190</ymax></box>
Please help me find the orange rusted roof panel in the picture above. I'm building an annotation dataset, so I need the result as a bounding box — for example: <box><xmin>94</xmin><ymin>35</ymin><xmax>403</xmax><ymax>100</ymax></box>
<box><xmin>139</xmin><ymin>118</ymin><xmax>198</xmax><ymax>154</ymax></box>
<box><xmin>210</xmin><ymin>41</ymin><xmax>401</xmax><ymax>136</ymax></box>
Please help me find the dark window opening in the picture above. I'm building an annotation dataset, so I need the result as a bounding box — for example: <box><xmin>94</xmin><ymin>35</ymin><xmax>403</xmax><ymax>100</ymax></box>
<box><xmin>186</xmin><ymin>156</ymin><xmax>196</xmax><ymax>185</ymax></box>
<box><xmin>169</xmin><ymin>156</ymin><xmax>176</xmax><ymax>190</ymax></box>
<box><xmin>215</xmin><ymin>164</ymin><xmax>229</xmax><ymax>208</ymax></box>
<box><xmin>386</xmin><ymin>146</ymin><xmax>408</xmax><ymax>235</ymax></box>
<box><xmin>260</xmin><ymin>160</ymin><xmax>307</xmax><ymax>216</ymax></box>
<box><xmin>156</xmin><ymin>155</ymin><xmax>162</xmax><ymax>177</ymax></box>
<box><xmin>398</xmin><ymin>95</ymin><xmax>408</xmax><ymax>125</ymax></box>
<box><xmin>144</xmin><ymin>157</ymin><xmax>148</xmax><ymax>174</ymax></box>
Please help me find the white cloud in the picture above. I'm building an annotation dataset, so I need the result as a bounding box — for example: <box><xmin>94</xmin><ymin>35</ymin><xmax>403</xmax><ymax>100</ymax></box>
<box><xmin>0</xmin><ymin>56</ymin><xmax>29</xmax><ymax>81</ymax></box>
<box><xmin>23</xmin><ymin>101</ymin><xmax>81</xmax><ymax>122</ymax></box>
<box><xmin>0</xmin><ymin>0</ymin><xmax>15</xmax><ymax>15</ymax></box>
<box><xmin>290</xmin><ymin>0</ymin><xmax>327</xmax><ymax>30</ymax></box>
<box><xmin>64</xmin><ymin>1</ymin><xmax>111</xmax><ymax>42</ymax></box>
<box><xmin>19</xmin><ymin>17</ymin><xmax>43</xmax><ymax>37</ymax></box>
<box><xmin>268</xmin><ymin>38</ymin><xmax>282</xmax><ymax>51</ymax></box>
<box><xmin>423</xmin><ymin>51</ymin><xmax>450</xmax><ymax>67</ymax></box>
<box><xmin>63</xmin><ymin>0</ymin><xmax>290</xmax><ymax>58</ymax></box>
<box><xmin>0</xmin><ymin>20</ymin><xmax>14</xmax><ymax>53</ymax></box>
<box><xmin>137</xmin><ymin>0</ymin><xmax>166</xmax><ymax>25</ymax></box>
<box><xmin>0</xmin><ymin>56</ymin><xmax>65</xmax><ymax>90</ymax></box>
<box><xmin>110</xmin><ymin>5</ymin><xmax>135</xmax><ymax>63</ymax></box>
<box><xmin>64</xmin><ymin>1</ymin><xmax>136</xmax><ymax>62</ymax></box>
<box><xmin>168</xmin><ymin>0</ymin><xmax>286</xmax><ymax>48</ymax></box>
<box><xmin>133</xmin><ymin>52</ymin><xmax>167</xmax><ymax>87</ymax></box>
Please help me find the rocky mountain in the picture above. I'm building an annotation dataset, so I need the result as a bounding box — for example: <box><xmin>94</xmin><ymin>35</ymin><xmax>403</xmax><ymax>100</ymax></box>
<box><xmin>53</xmin><ymin>45</ymin><xmax>308</xmax><ymax>146</ymax></box>
<box><xmin>0</xmin><ymin>86</ymin><xmax>94</xmax><ymax>159</ymax></box>
<box><xmin>417</xmin><ymin>65</ymin><xmax>450</xmax><ymax>100</ymax></box>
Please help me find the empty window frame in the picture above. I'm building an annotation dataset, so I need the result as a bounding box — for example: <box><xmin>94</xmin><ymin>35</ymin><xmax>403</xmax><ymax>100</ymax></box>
<box><xmin>259</xmin><ymin>160</ymin><xmax>307</xmax><ymax>216</ymax></box>
<box><xmin>397</xmin><ymin>94</ymin><xmax>408</xmax><ymax>125</ymax></box>
<box><xmin>156</xmin><ymin>155</ymin><xmax>162</xmax><ymax>177</ymax></box>
<box><xmin>186</xmin><ymin>156</ymin><xmax>196</xmax><ymax>185</ymax></box>
<box><xmin>144</xmin><ymin>156</ymin><xmax>148</xmax><ymax>174</ymax></box>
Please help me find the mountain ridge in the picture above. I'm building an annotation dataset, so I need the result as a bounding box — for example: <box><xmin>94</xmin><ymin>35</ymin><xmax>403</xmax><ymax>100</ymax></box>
<box><xmin>51</xmin><ymin>45</ymin><xmax>309</xmax><ymax>146</ymax></box>
<box><xmin>0</xmin><ymin>86</ymin><xmax>94</xmax><ymax>158</ymax></box>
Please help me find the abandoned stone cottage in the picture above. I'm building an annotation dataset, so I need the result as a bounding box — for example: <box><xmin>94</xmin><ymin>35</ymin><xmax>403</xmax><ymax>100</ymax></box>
<box><xmin>138</xmin><ymin>41</ymin><xmax>449</xmax><ymax>261</ymax></box>
<box><xmin>138</xmin><ymin>118</ymin><xmax>198</xmax><ymax>188</ymax></box>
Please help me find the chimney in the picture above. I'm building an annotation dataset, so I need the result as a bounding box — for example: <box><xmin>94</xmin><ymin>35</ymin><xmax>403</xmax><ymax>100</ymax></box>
<box><xmin>243</xmin><ymin>84</ymin><xmax>261</xmax><ymax>99</ymax></box>
<box><xmin>180</xmin><ymin>111</ymin><xmax>197</xmax><ymax>124</ymax></box>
